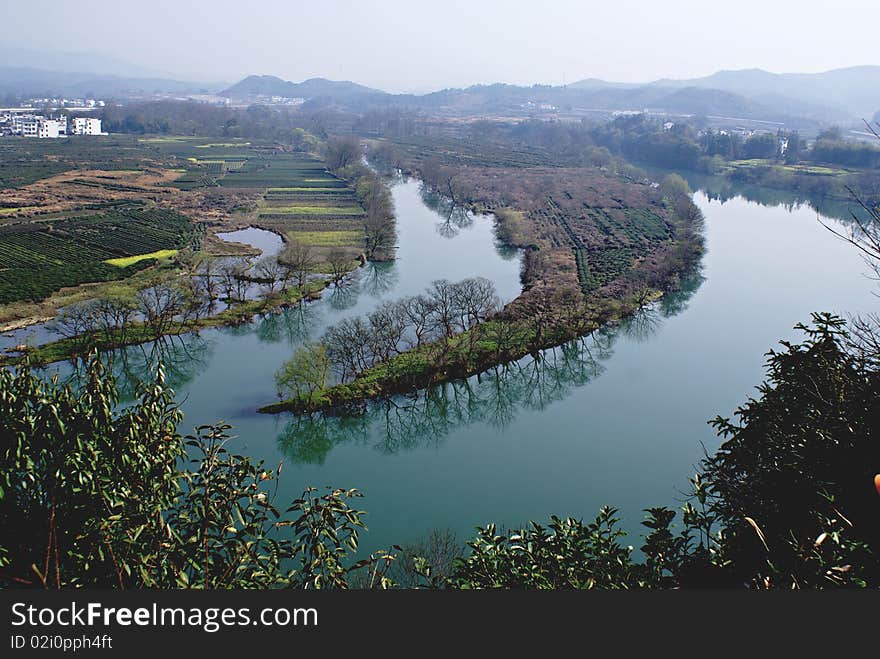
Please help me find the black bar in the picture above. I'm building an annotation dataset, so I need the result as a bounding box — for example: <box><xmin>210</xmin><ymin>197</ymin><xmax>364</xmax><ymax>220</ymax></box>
<box><xmin>1</xmin><ymin>590</ymin><xmax>876</xmax><ymax>654</ymax></box>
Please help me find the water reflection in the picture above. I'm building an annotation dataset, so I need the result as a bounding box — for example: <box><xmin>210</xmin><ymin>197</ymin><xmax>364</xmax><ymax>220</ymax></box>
<box><xmin>276</xmin><ymin>327</ymin><xmax>613</xmax><ymax>464</ymax></box>
<box><xmin>49</xmin><ymin>332</ymin><xmax>216</xmax><ymax>404</ymax></box>
<box><xmin>275</xmin><ymin>266</ymin><xmax>705</xmax><ymax>465</ymax></box>
<box><xmin>117</xmin><ymin>334</ymin><xmax>213</xmax><ymax>400</ymax></box>
<box><xmin>326</xmin><ymin>283</ymin><xmax>359</xmax><ymax>312</ymax></box>
<box><xmin>638</xmin><ymin>163</ymin><xmax>873</xmax><ymax>225</ymax></box>
<box><xmin>657</xmin><ymin>270</ymin><xmax>705</xmax><ymax>317</ymax></box>
<box><xmin>621</xmin><ymin>270</ymin><xmax>707</xmax><ymax>343</ymax></box>
<box><xmin>419</xmin><ymin>186</ymin><xmax>475</xmax><ymax>238</ymax></box>
<box><xmin>360</xmin><ymin>261</ymin><xmax>399</xmax><ymax>297</ymax></box>
<box><xmin>255</xmin><ymin>302</ymin><xmax>321</xmax><ymax>345</ymax></box>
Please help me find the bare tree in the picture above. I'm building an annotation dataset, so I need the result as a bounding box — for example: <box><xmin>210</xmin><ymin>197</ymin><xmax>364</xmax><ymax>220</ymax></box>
<box><xmin>93</xmin><ymin>293</ymin><xmax>137</xmax><ymax>344</ymax></box>
<box><xmin>454</xmin><ymin>277</ymin><xmax>500</xmax><ymax>328</ymax></box>
<box><xmin>364</xmin><ymin>203</ymin><xmax>397</xmax><ymax>259</ymax></box>
<box><xmin>425</xmin><ymin>279</ymin><xmax>461</xmax><ymax>339</ymax></box>
<box><xmin>278</xmin><ymin>238</ymin><xmax>316</xmax><ymax>290</ymax></box>
<box><xmin>219</xmin><ymin>259</ymin><xmax>250</xmax><ymax>303</ymax></box>
<box><xmin>176</xmin><ymin>277</ymin><xmax>209</xmax><ymax>325</ymax></box>
<box><xmin>199</xmin><ymin>256</ymin><xmax>219</xmax><ymax>302</ymax></box>
<box><xmin>821</xmin><ymin>188</ymin><xmax>880</xmax><ymax>283</ymax></box>
<box><xmin>368</xmin><ymin>301</ymin><xmax>408</xmax><ymax>361</ymax></box>
<box><xmin>324</xmin><ymin>136</ymin><xmax>362</xmax><ymax>171</ymax></box>
<box><xmin>323</xmin><ymin>317</ymin><xmax>373</xmax><ymax>379</ymax></box>
<box><xmin>819</xmin><ymin>122</ymin><xmax>880</xmax><ymax>283</ymax></box>
<box><xmin>253</xmin><ymin>257</ymin><xmax>285</xmax><ymax>296</ymax></box>
<box><xmin>401</xmin><ymin>294</ymin><xmax>435</xmax><ymax>347</ymax></box>
<box><xmin>327</xmin><ymin>248</ymin><xmax>355</xmax><ymax>286</ymax></box>
<box><xmin>52</xmin><ymin>301</ymin><xmax>99</xmax><ymax>352</ymax></box>
<box><xmin>135</xmin><ymin>284</ymin><xmax>187</xmax><ymax>339</ymax></box>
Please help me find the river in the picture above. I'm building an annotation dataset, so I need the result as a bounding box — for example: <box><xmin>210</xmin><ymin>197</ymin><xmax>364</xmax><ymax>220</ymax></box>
<box><xmin>19</xmin><ymin>174</ymin><xmax>880</xmax><ymax>554</ymax></box>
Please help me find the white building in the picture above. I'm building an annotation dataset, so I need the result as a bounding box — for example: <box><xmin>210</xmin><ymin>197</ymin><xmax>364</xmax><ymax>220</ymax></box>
<box><xmin>8</xmin><ymin>114</ymin><xmax>68</xmax><ymax>138</ymax></box>
<box><xmin>12</xmin><ymin>115</ymin><xmax>40</xmax><ymax>137</ymax></box>
<box><xmin>37</xmin><ymin>119</ymin><xmax>65</xmax><ymax>139</ymax></box>
<box><xmin>72</xmin><ymin>117</ymin><xmax>102</xmax><ymax>135</ymax></box>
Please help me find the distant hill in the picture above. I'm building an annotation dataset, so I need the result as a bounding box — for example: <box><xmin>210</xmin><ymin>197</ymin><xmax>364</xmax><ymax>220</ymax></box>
<box><xmin>5</xmin><ymin>59</ymin><xmax>875</xmax><ymax>130</ymax></box>
<box><xmin>0</xmin><ymin>66</ymin><xmax>219</xmax><ymax>98</ymax></box>
<box><xmin>0</xmin><ymin>44</ymin><xmax>177</xmax><ymax>79</ymax></box>
<box><xmin>221</xmin><ymin>75</ymin><xmax>384</xmax><ymax>99</ymax></box>
<box><xmin>412</xmin><ymin>83</ymin><xmax>801</xmax><ymax>125</ymax></box>
<box><xmin>574</xmin><ymin>67</ymin><xmax>880</xmax><ymax>121</ymax></box>
<box><xmin>641</xmin><ymin>86</ymin><xmax>777</xmax><ymax>118</ymax></box>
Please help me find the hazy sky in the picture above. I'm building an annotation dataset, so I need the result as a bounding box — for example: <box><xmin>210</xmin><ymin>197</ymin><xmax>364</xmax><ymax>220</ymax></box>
<box><xmin>6</xmin><ymin>0</ymin><xmax>879</xmax><ymax>92</ymax></box>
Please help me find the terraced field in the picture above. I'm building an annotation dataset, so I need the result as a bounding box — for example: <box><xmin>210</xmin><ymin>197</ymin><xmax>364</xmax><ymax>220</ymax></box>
<box><xmin>172</xmin><ymin>148</ymin><xmax>366</xmax><ymax>260</ymax></box>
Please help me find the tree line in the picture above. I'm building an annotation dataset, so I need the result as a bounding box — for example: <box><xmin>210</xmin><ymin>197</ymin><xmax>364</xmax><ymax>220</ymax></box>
<box><xmin>275</xmin><ymin>277</ymin><xmax>499</xmax><ymax>399</ymax></box>
<box><xmin>323</xmin><ymin>136</ymin><xmax>397</xmax><ymax>260</ymax></box>
<box><xmin>44</xmin><ymin>240</ymin><xmax>335</xmax><ymax>357</ymax></box>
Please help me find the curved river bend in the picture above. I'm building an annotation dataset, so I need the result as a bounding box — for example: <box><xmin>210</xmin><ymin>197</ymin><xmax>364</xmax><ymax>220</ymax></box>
<box><xmin>34</xmin><ymin>176</ymin><xmax>880</xmax><ymax>552</ymax></box>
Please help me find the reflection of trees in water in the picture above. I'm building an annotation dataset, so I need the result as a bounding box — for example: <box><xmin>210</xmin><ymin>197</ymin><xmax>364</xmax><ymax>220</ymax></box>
<box><xmin>677</xmin><ymin>169</ymin><xmax>868</xmax><ymax>225</ymax></box>
<box><xmin>276</xmin><ymin>333</ymin><xmax>616</xmax><ymax>465</ymax></box>
<box><xmin>419</xmin><ymin>185</ymin><xmax>474</xmax><ymax>238</ymax></box>
<box><xmin>219</xmin><ymin>320</ymin><xmax>256</xmax><ymax>338</ymax></box>
<box><xmin>494</xmin><ymin>241</ymin><xmax>521</xmax><ymax>262</ymax></box>
<box><xmin>618</xmin><ymin>306</ymin><xmax>663</xmax><ymax>343</ymax></box>
<box><xmin>617</xmin><ymin>269</ymin><xmax>706</xmax><ymax>342</ymax></box>
<box><xmin>115</xmin><ymin>334</ymin><xmax>213</xmax><ymax>401</ymax></box>
<box><xmin>276</xmin><ymin>264</ymin><xmax>705</xmax><ymax>465</ymax></box>
<box><xmin>277</xmin><ymin>413</ymin><xmax>370</xmax><ymax>466</ymax></box>
<box><xmin>327</xmin><ymin>282</ymin><xmax>360</xmax><ymax>312</ymax></box>
<box><xmin>436</xmin><ymin>208</ymin><xmax>474</xmax><ymax>239</ymax></box>
<box><xmin>360</xmin><ymin>261</ymin><xmax>399</xmax><ymax>297</ymax></box>
<box><xmin>256</xmin><ymin>302</ymin><xmax>322</xmax><ymax>345</ymax></box>
<box><xmin>638</xmin><ymin>164</ymin><xmax>873</xmax><ymax>225</ymax></box>
<box><xmin>57</xmin><ymin>333</ymin><xmax>214</xmax><ymax>403</ymax></box>
<box><xmin>658</xmin><ymin>269</ymin><xmax>706</xmax><ymax>319</ymax></box>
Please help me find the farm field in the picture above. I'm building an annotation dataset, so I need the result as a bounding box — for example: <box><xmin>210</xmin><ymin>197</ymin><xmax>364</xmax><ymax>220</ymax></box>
<box><xmin>171</xmin><ymin>146</ymin><xmax>366</xmax><ymax>262</ymax></box>
<box><xmin>725</xmin><ymin>159</ymin><xmax>852</xmax><ymax>176</ymax></box>
<box><xmin>424</xmin><ymin>163</ymin><xmax>676</xmax><ymax>299</ymax></box>
<box><xmin>374</xmin><ymin>131</ymin><xmax>698</xmax><ymax>308</ymax></box>
<box><xmin>0</xmin><ymin>135</ymin><xmax>369</xmax><ymax>324</ymax></box>
<box><xmin>0</xmin><ymin>206</ymin><xmax>198</xmax><ymax>304</ymax></box>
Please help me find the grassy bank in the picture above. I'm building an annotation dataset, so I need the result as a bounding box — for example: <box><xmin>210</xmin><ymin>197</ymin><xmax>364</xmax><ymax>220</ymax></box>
<box><xmin>1</xmin><ymin>278</ymin><xmax>333</xmax><ymax>367</ymax></box>
<box><xmin>718</xmin><ymin>159</ymin><xmax>874</xmax><ymax>201</ymax></box>
<box><xmin>258</xmin><ymin>290</ymin><xmax>662</xmax><ymax>415</ymax></box>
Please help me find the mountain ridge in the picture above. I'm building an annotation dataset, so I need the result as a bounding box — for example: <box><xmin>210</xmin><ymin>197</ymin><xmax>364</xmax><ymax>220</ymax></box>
<box><xmin>571</xmin><ymin>66</ymin><xmax>880</xmax><ymax>119</ymax></box>
<box><xmin>220</xmin><ymin>75</ymin><xmax>382</xmax><ymax>98</ymax></box>
<box><xmin>0</xmin><ymin>66</ymin><xmax>223</xmax><ymax>98</ymax></box>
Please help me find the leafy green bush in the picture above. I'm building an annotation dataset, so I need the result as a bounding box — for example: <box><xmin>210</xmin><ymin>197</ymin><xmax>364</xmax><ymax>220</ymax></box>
<box><xmin>0</xmin><ymin>353</ymin><xmax>394</xmax><ymax>589</ymax></box>
<box><xmin>701</xmin><ymin>313</ymin><xmax>880</xmax><ymax>588</ymax></box>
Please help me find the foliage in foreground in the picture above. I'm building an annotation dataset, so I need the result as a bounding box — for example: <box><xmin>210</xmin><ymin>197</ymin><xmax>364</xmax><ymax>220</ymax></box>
<box><xmin>0</xmin><ymin>356</ymin><xmax>393</xmax><ymax>588</ymax></box>
<box><xmin>1</xmin><ymin>312</ymin><xmax>879</xmax><ymax>588</ymax></box>
<box><xmin>444</xmin><ymin>313</ymin><xmax>880</xmax><ymax>589</ymax></box>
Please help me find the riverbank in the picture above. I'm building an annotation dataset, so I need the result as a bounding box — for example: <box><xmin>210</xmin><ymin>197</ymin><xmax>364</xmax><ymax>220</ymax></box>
<box><xmin>262</xmin><ymin>149</ymin><xmax>701</xmax><ymax>415</ymax></box>
<box><xmin>0</xmin><ymin>259</ymin><xmax>183</xmax><ymax>333</ymax></box>
<box><xmin>258</xmin><ymin>288</ymin><xmax>667</xmax><ymax>414</ymax></box>
<box><xmin>714</xmin><ymin>159</ymin><xmax>875</xmax><ymax>202</ymax></box>
<box><xmin>0</xmin><ymin>276</ymin><xmax>337</xmax><ymax>366</ymax></box>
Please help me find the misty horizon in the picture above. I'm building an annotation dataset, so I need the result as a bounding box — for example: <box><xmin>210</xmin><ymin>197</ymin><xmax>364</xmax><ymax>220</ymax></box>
<box><xmin>4</xmin><ymin>0</ymin><xmax>879</xmax><ymax>93</ymax></box>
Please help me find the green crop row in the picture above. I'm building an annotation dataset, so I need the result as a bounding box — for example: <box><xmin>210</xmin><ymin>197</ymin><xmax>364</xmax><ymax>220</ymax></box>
<box><xmin>575</xmin><ymin>247</ymin><xmax>637</xmax><ymax>294</ymax></box>
<box><xmin>0</xmin><ymin>207</ymin><xmax>197</xmax><ymax>304</ymax></box>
